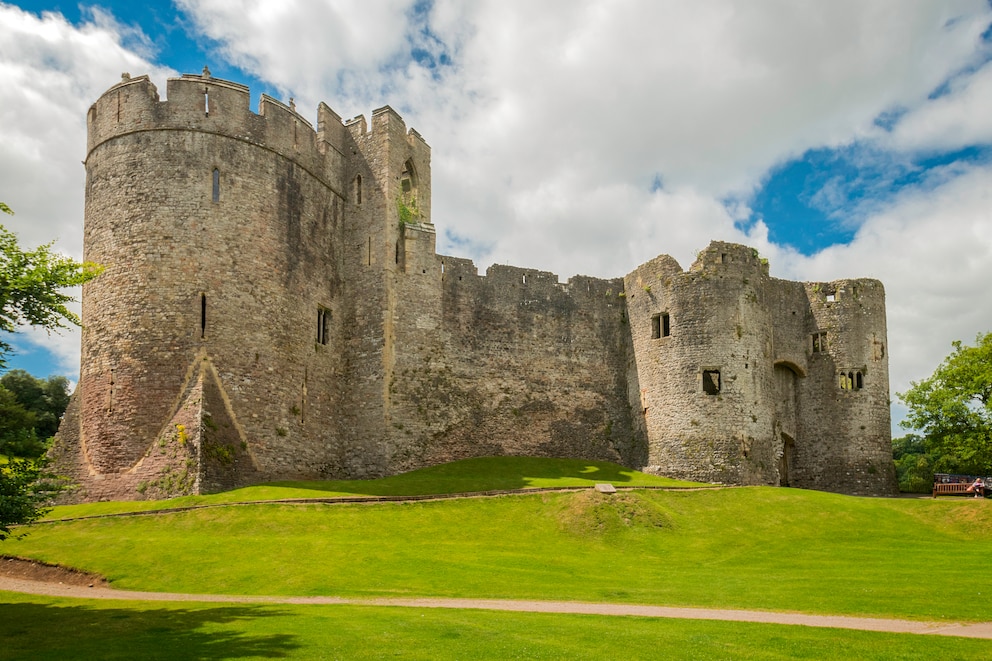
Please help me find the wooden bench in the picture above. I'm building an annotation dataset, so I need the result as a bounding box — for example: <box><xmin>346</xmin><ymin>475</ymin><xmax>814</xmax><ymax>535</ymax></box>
<box><xmin>933</xmin><ymin>482</ymin><xmax>984</xmax><ymax>498</ymax></box>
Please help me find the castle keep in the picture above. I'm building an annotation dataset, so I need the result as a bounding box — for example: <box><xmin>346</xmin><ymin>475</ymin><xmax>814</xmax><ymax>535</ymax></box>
<box><xmin>52</xmin><ymin>72</ymin><xmax>897</xmax><ymax>500</ymax></box>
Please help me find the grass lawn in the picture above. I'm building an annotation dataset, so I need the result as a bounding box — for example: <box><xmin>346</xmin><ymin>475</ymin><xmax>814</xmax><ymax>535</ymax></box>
<box><xmin>47</xmin><ymin>456</ymin><xmax>701</xmax><ymax>519</ymax></box>
<box><xmin>1</xmin><ymin>592</ymin><xmax>988</xmax><ymax>660</ymax></box>
<box><xmin>3</xmin><ymin>457</ymin><xmax>992</xmax><ymax>658</ymax></box>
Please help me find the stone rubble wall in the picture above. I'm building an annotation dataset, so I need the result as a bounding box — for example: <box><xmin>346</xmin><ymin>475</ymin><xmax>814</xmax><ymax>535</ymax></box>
<box><xmin>53</xmin><ymin>74</ymin><xmax>896</xmax><ymax>501</ymax></box>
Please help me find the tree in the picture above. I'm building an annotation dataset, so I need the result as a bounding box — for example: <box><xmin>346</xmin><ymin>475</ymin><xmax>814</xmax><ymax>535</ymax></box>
<box><xmin>0</xmin><ymin>202</ymin><xmax>94</xmax><ymax>536</ymax></box>
<box><xmin>1</xmin><ymin>369</ymin><xmax>71</xmax><ymax>440</ymax></box>
<box><xmin>1</xmin><ymin>203</ymin><xmax>102</xmax><ymax>368</ymax></box>
<box><xmin>0</xmin><ymin>457</ymin><xmax>62</xmax><ymax>541</ymax></box>
<box><xmin>898</xmin><ymin>332</ymin><xmax>992</xmax><ymax>475</ymax></box>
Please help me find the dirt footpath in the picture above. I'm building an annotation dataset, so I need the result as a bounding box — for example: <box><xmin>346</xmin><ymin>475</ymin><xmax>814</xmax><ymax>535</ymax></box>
<box><xmin>2</xmin><ymin>557</ymin><xmax>991</xmax><ymax>640</ymax></box>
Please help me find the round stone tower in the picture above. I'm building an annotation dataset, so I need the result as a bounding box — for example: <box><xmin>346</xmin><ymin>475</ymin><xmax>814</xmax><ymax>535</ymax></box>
<box><xmin>74</xmin><ymin>72</ymin><xmax>348</xmax><ymax>496</ymax></box>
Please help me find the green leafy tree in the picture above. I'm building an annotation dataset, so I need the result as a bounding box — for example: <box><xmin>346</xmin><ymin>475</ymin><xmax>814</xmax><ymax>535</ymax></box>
<box><xmin>0</xmin><ymin>385</ymin><xmax>39</xmax><ymax>456</ymax></box>
<box><xmin>0</xmin><ymin>202</ymin><xmax>93</xmax><ymax>535</ymax></box>
<box><xmin>891</xmin><ymin>433</ymin><xmax>976</xmax><ymax>493</ymax></box>
<box><xmin>0</xmin><ymin>457</ymin><xmax>62</xmax><ymax>540</ymax></box>
<box><xmin>1</xmin><ymin>203</ymin><xmax>102</xmax><ymax>368</ymax></box>
<box><xmin>1</xmin><ymin>369</ymin><xmax>70</xmax><ymax>440</ymax></box>
<box><xmin>898</xmin><ymin>332</ymin><xmax>992</xmax><ymax>475</ymax></box>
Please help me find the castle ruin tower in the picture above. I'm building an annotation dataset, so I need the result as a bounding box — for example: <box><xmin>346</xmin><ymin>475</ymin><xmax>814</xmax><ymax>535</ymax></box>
<box><xmin>57</xmin><ymin>72</ymin><xmax>353</xmax><ymax>499</ymax></box>
<box><xmin>625</xmin><ymin>242</ymin><xmax>895</xmax><ymax>494</ymax></box>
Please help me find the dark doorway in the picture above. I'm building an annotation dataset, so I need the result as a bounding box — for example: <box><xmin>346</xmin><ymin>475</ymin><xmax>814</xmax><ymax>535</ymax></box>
<box><xmin>780</xmin><ymin>433</ymin><xmax>795</xmax><ymax>487</ymax></box>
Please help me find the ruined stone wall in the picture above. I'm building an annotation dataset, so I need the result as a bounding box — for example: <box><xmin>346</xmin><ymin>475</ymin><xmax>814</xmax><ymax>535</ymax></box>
<box><xmin>382</xmin><ymin>253</ymin><xmax>640</xmax><ymax>473</ymax></box>
<box><xmin>55</xmin><ymin>73</ymin><xmax>895</xmax><ymax>501</ymax></box>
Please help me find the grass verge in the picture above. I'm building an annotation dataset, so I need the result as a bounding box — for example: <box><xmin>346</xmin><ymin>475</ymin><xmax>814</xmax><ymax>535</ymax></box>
<box><xmin>1</xmin><ymin>592</ymin><xmax>988</xmax><ymax>660</ymax></box>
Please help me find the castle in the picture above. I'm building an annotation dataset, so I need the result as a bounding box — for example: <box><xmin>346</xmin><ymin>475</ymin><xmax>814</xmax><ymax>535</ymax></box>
<box><xmin>51</xmin><ymin>71</ymin><xmax>897</xmax><ymax>500</ymax></box>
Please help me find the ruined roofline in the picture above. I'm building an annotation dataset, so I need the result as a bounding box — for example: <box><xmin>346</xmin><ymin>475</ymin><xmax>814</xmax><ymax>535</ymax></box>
<box><xmin>86</xmin><ymin>71</ymin><xmax>428</xmax><ymax>167</ymax></box>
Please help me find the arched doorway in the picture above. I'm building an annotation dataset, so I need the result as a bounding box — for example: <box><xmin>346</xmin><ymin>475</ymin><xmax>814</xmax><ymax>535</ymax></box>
<box><xmin>773</xmin><ymin>361</ymin><xmax>804</xmax><ymax>488</ymax></box>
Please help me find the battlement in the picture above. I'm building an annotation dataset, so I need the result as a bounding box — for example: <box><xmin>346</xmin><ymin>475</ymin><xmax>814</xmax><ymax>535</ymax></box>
<box><xmin>85</xmin><ymin>71</ymin><xmax>428</xmax><ymax>194</ymax></box>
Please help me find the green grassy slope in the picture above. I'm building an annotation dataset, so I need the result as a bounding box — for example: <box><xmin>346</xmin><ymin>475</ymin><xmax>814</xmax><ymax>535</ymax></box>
<box><xmin>48</xmin><ymin>456</ymin><xmax>701</xmax><ymax>519</ymax></box>
<box><xmin>7</xmin><ymin>472</ymin><xmax>991</xmax><ymax>621</ymax></box>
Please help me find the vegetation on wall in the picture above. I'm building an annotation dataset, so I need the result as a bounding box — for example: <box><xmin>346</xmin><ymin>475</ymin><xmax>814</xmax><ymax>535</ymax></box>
<box><xmin>396</xmin><ymin>196</ymin><xmax>420</xmax><ymax>225</ymax></box>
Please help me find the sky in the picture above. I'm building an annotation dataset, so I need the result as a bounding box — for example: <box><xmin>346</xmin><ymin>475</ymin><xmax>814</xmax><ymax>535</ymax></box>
<box><xmin>1</xmin><ymin>0</ymin><xmax>992</xmax><ymax>433</ymax></box>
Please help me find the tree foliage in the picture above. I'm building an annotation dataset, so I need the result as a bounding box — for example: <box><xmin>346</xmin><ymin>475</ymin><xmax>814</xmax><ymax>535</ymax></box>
<box><xmin>0</xmin><ymin>202</ymin><xmax>90</xmax><ymax>536</ymax></box>
<box><xmin>0</xmin><ymin>203</ymin><xmax>102</xmax><ymax>368</ymax></box>
<box><xmin>898</xmin><ymin>332</ymin><xmax>992</xmax><ymax>475</ymax></box>
<box><xmin>0</xmin><ymin>457</ymin><xmax>63</xmax><ymax>540</ymax></box>
<box><xmin>0</xmin><ymin>370</ymin><xmax>71</xmax><ymax>457</ymax></box>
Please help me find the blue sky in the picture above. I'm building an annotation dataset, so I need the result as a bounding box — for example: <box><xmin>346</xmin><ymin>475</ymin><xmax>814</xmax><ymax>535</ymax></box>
<box><xmin>2</xmin><ymin>1</ymin><xmax>992</xmax><ymax>432</ymax></box>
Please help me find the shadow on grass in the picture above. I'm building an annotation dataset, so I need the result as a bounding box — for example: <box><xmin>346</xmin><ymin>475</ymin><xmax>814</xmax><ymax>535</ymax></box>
<box><xmin>0</xmin><ymin>601</ymin><xmax>299</xmax><ymax>660</ymax></box>
<box><xmin>260</xmin><ymin>456</ymin><xmax>646</xmax><ymax>496</ymax></box>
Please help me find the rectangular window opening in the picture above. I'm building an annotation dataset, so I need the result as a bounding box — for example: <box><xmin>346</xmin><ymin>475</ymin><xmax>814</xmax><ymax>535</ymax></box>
<box><xmin>812</xmin><ymin>332</ymin><xmax>827</xmax><ymax>353</ymax></box>
<box><xmin>651</xmin><ymin>314</ymin><xmax>661</xmax><ymax>339</ymax></box>
<box><xmin>212</xmin><ymin>169</ymin><xmax>220</xmax><ymax>203</ymax></box>
<box><xmin>703</xmin><ymin>369</ymin><xmax>721</xmax><ymax>395</ymax></box>
<box><xmin>200</xmin><ymin>294</ymin><xmax>207</xmax><ymax>339</ymax></box>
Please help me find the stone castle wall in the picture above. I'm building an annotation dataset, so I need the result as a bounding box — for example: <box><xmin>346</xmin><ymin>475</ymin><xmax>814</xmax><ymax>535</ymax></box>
<box><xmin>52</xmin><ymin>73</ymin><xmax>896</xmax><ymax>500</ymax></box>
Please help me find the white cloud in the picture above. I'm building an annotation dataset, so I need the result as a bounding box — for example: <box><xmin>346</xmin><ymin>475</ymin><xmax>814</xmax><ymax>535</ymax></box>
<box><xmin>0</xmin><ymin>4</ymin><xmax>174</xmax><ymax>375</ymax></box>
<box><xmin>885</xmin><ymin>59</ymin><xmax>992</xmax><ymax>153</ymax></box>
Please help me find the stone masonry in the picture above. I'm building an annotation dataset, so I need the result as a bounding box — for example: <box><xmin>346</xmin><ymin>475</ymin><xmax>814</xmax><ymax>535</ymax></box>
<box><xmin>51</xmin><ymin>72</ymin><xmax>897</xmax><ymax>500</ymax></box>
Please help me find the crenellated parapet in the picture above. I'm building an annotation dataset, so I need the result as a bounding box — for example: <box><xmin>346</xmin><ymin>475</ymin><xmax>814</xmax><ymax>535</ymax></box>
<box><xmin>85</xmin><ymin>72</ymin><xmax>427</xmax><ymax>201</ymax></box>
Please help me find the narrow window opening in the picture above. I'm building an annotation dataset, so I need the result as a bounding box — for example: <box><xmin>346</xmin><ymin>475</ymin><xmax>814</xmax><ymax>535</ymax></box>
<box><xmin>200</xmin><ymin>294</ymin><xmax>207</xmax><ymax>339</ymax></box>
<box><xmin>204</xmin><ymin>88</ymin><xmax>210</xmax><ymax>116</ymax></box>
<box><xmin>301</xmin><ymin>368</ymin><xmax>307</xmax><ymax>422</ymax></box>
<box><xmin>522</xmin><ymin>274</ymin><xmax>527</xmax><ymax>285</ymax></box>
<box><xmin>856</xmin><ymin>371</ymin><xmax>864</xmax><ymax>390</ymax></box>
<box><xmin>651</xmin><ymin>314</ymin><xmax>661</xmax><ymax>339</ymax></box>
<box><xmin>355</xmin><ymin>175</ymin><xmax>362</xmax><ymax>205</ymax></box>
<box><xmin>441</xmin><ymin>262</ymin><xmax>445</xmax><ymax>274</ymax></box>
<box><xmin>395</xmin><ymin>242</ymin><xmax>400</xmax><ymax>264</ymax></box>
<box><xmin>662</xmin><ymin>312</ymin><xmax>671</xmax><ymax>337</ymax></box>
<box><xmin>721</xmin><ymin>253</ymin><xmax>727</xmax><ymax>263</ymax></box>
<box><xmin>703</xmin><ymin>370</ymin><xmax>721</xmax><ymax>395</ymax></box>
<box><xmin>317</xmin><ymin>308</ymin><xmax>330</xmax><ymax>345</ymax></box>
<box><xmin>116</xmin><ymin>91</ymin><xmax>121</xmax><ymax>122</ymax></box>
<box><xmin>212</xmin><ymin>168</ymin><xmax>220</xmax><ymax>203</ymax></box>
<box><xmin>108</xmin><ymin>368</ymin><xmax>115</xmax><ymax>412</ymax></box>
<box><xmin>826</xmin><ymin>293</ymin><xmax>836</xmax><ymax>303</ymax></box>
<box><xmin>812</xmin><ymin>332</ymin><xmax>827</xmax><ymax>353</ymax></box>
<box><xmin>368</xmin><ymin>237</ymin><xmax>372</xmax><ymax>266</ymax></box>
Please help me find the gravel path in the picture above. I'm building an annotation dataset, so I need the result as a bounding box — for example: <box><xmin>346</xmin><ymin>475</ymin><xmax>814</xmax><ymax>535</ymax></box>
<box><xmin>2</xmin><ymin>572</ymin><xmax>991</xmax><ymax>639</ymax></box>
